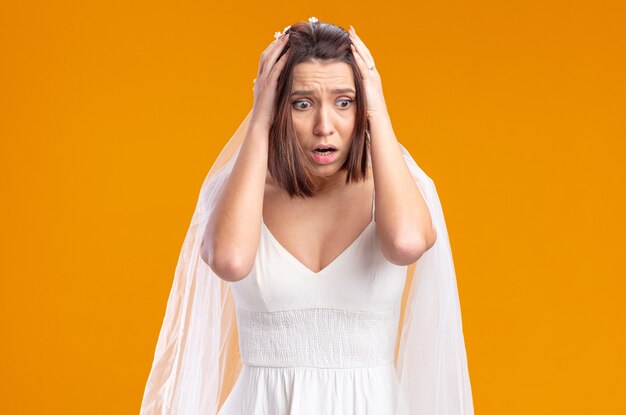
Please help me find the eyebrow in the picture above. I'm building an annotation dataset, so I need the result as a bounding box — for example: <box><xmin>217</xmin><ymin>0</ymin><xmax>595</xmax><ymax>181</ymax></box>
<box><xmin>291</xmin><ymin>88</ymin><xmax>356</xmax><ymax>97</ymax></box>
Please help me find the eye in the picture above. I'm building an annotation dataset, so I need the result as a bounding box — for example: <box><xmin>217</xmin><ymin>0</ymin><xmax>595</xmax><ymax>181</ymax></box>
<box><xmin>337</xmin><ymin>99</ymin><xmax>354</xmax><ymax>108</ymax></box>
<box><xmin>292</xmin><ymin>100</ymin><xmax>311</xmax><ymax>110</ymax></box>
<box><xmin>292</xmin><ymin>98</ymin><xmax>354</xmax><ymax>111</ymax></box>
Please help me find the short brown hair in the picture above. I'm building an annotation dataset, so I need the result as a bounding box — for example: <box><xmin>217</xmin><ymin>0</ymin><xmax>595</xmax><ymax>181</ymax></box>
<box><xmin>269</xmin><ymin>20</ymin><xmax>370</xmax><ymax>199</ymax></box>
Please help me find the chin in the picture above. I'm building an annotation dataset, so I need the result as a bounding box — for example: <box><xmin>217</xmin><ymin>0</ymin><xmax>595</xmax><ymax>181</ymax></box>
<box><xmin>314</xmin><ymin>166</ymin><xmax>344</xmax><ymax>177</ymax></box>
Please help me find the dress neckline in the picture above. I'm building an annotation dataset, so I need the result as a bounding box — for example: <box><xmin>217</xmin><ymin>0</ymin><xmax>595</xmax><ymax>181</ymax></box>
<box><xmin>261</xmin><ymin>219</ymin><xmax>375</xmax><ymax>276</ymax></box>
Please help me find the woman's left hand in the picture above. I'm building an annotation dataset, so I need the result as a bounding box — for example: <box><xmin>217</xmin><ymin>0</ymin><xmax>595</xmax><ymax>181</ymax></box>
<box><xmin>349</xmin><ymin>25</ymin><xmax>389</xmax><ymax>120</ymax></box>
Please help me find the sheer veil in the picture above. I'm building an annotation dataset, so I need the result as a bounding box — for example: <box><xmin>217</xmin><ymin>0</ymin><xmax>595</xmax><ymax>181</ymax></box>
<box><xmin>139</xmin><ymin>107</ymin><xmax>474</xmax><ymax>414</ymax></box>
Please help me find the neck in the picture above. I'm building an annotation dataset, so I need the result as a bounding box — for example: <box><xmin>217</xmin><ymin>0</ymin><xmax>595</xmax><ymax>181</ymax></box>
<box><xmin>311</xmin><ymin>170</ymin><xmax>347</xmax><ymax>195</ymax></box>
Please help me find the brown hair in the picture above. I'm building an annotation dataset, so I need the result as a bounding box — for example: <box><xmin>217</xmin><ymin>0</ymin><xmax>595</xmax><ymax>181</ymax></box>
<box><xmin>269</xmin><ymin>20</ymin><xmax>370</xmax><ymax>199</ymax></box>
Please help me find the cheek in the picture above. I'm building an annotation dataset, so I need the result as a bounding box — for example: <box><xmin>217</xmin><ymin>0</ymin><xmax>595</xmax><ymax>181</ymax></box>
<box><xmin>340</xmin><ymin>116</ymin><xmax>356</xmax><ymax>135</ymax></box>
<box><xmin>342</xmin><ymin>108</ymin><xmax>356</xmax><ymax>125</ymax></box>
<box><xmin>290</xmin><ymin>115</ymin><xmax>304</xmax><ymax>131</ymax></box>
<box><xmin>291</xmin><ymin>115</ymin><xmax>314</xmax><ymax>135</ymax></box>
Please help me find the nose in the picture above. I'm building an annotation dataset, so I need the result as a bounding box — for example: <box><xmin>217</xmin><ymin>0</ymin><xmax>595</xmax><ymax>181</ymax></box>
<box><xmin>313</xmin><ymin>105</ymin><xmax>335</xmax><ymax>137</ymax></box>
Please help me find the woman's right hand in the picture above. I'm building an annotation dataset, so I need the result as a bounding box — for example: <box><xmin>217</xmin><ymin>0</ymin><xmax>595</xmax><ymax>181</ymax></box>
<box><xmin>250</xmin><ymin>33</ymin><xmax>290</xmax><ymax>128</ymax></box>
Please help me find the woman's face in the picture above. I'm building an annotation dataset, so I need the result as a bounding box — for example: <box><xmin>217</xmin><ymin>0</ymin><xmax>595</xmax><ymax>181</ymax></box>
<box><xmin>290</xmin><ymin>60</ymin><xmax>357</xmax><ymax>177</ymax></box>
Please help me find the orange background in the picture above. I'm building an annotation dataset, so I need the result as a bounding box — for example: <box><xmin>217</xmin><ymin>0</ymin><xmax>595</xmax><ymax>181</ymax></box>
<box><xmin>1</xmin><ymin>1</ymin><xmax>625</xmax><ymax>414</ymax></box>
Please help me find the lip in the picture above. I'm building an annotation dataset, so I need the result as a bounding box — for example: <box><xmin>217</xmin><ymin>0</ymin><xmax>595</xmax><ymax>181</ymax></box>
<box><xmin>311</xmin><ymin>149</ymin><xmax>338</xmax><ymax>165</ymax></box>
<box><xmin>314</xmin><ymin>144</ymin><xmax>337</xmax><ymax>150</ymax></box>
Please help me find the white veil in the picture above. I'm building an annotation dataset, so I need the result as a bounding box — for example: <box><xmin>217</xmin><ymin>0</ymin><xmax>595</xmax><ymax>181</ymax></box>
<box><xmin>139</xmin><ymin>108</ymin><xmax>474</xmax><ymax>414</ymax></box>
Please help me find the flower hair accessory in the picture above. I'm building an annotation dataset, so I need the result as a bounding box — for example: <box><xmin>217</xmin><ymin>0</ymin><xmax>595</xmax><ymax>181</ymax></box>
<box><xmin>274</xmin><ymin>25</ymin><xmax>291</xmax><ymax>40</ymax></box>
<box><xmin>273</xmin><ymin>17</ymin><xmax>318</xmax><ymax>39</ymax></box>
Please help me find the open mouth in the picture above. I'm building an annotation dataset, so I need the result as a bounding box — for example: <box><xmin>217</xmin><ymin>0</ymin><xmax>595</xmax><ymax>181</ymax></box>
<box><xmin>314</xmin><ymin>148</ymin><xmax>337</xmax><ymax>155</ymax></box>
<box><xmin>311</xmin><ymin>147</ymin><xmax>338</xmax><ymax>164</ymax></box>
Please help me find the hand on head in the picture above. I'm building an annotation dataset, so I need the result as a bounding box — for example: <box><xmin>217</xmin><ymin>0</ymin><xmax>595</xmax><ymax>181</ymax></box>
<box><xmin>251</xmin><ymin>33</ymin><xmax>290</xmax><ymax>128</ymax></box>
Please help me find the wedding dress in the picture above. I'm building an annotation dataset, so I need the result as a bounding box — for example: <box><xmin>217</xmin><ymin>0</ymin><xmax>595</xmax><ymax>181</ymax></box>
<box><xmin>139</xmin><ymin>109</ymin><xmax>474</xmax><ymax>414</ymax></box>
<box><xmin>218</xmin><ymin>186</ymin><xmax>407</xmax><ymax>414</ymax></box>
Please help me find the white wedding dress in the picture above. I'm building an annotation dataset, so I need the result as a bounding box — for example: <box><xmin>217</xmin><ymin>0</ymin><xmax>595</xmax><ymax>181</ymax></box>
<box><xmin>217</xmin><ymin>189</ymin><xmax>411</xmax><ymax>414</ymax></box>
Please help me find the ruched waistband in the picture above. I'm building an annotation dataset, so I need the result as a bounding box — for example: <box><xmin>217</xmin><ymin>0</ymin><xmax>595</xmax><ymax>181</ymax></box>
<box><xmin>236</xmin><ymin>307</ymin><xmax>400</xmax><ymax>368</ymax></box>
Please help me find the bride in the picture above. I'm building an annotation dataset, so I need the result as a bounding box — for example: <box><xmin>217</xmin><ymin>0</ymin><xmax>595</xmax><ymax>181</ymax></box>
<box><xmin>140</xmin><ymin>17</ymin><xmax>473</xmax><ymax>415</ymax></box>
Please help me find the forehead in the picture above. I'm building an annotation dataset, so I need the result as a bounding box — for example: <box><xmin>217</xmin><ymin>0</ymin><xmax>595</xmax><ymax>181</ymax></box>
<box><xmin>291</xmin><ymin>60</ymin><xmax>354</xmax><ymax>92</ymax></box>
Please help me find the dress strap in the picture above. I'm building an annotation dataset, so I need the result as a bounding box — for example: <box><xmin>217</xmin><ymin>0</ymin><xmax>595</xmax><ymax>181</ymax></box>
<box><xmin>371</xmin><ymin>186</ymin><xmax>375</xmax><ymax>222</ymax></box>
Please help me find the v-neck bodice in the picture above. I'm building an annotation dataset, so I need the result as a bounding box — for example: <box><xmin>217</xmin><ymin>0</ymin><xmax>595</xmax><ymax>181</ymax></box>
<box><xmin>229</xmin><ymin>187</ymin><xmax>408</xmax><ymax>313</ymax></box>
<box><xmin>260</xmin><ymin>219</ymin><xmax>375</xmax><ymax>276</ymax></box>
<box><xmin>259</xmin><ymin>184</ymin><xmax>377</xmax><ymax>276</ymax></box>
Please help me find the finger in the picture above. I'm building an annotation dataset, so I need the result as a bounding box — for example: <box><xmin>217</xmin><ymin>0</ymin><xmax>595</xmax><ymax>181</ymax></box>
<box><xmin>268</xmin><ymin>48</ymin><xmax>290</xmax><ymax>81</ymax></box>
<box><xmin>350</xmin><ymin>43</ymin><xmax>369</xmax><ymax>78</ymax></box>
<box><xmin>350</xmin><ymin>36</ymin><xmax>374</xmax><ymax>65</ymax></box>
<box><xmin>258</xmin><ymin>35</ymin><xmax>284</xmax><ymax>76</ymax></box>
<box><xmin>350</xmin><ymin>39</ymin><xmax>376</xmax><ymax>74</ymax></box>
<box><xmin>260</xmin><ymin>34</ymin><xmax>289</xmax><ymax>78</ymax></box>
<box><xmin>349</xmin><ymin>29</ymin><xmax>375</xmax><ymax>66</ymax></box>
<box><xmin>264</xmin><ymin>34</ymin><xmax>289</xmax><ymax>78</ymax></box>
<box><xmin>258</xmin><ymin>36</ymin><xmax>284</xmax><ymax>76</ymax></box>
<box><xmin>349</xmin><ymin>32</ymin><xmax>368</xmax><ymax>63</ymax></box>
<box><xmin>349</xmin><ymin>26</ymin><xmax>367</xmax><ymax>51</ymax></box>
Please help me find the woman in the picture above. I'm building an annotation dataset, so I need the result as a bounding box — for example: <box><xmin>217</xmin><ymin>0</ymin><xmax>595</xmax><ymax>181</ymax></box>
<box><xmin>140</xmin><ymin>18</ymin><xmax>473</xmax><ymax>414</ymax></box>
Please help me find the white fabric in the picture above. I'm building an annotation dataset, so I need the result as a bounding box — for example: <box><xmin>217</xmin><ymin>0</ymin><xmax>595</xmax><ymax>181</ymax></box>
<box><xmin>236</xmin><ymin>307</ymin><xmax>400</xmax><ymax>368</ymax></box>
<box><xmin>216</xmin><ymin>185</ymin><xmax>408</xmax><ymax>413</ymax></box>
<box><xmin>139</xmin><ymin>108</ymin><xmax>474</xmax><ymax>414</ymax></box>
<box><xmin>220</xmin><ymin>364</ymin><xmax>402</xmax><ymax>414</ymax></box>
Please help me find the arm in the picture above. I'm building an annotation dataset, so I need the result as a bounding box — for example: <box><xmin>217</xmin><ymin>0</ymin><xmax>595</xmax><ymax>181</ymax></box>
<box><xmin>200</xmin><ymin>32</ymin><xmax>290</xmax><ymax>281</ymax></box>
<box><xmin>200</xmin><ymin>120</ymin><xmax>269</xmax><ymax>282</ymax></box>
<box><xmin>369</xmin><ymin>112</ymin><xmax>437</xmax><ymax>266</ymax></box>
<box><xmin>348</xmin><ymin>25</ymin><xmax>435</xmax><ymax>265</ymax></box>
